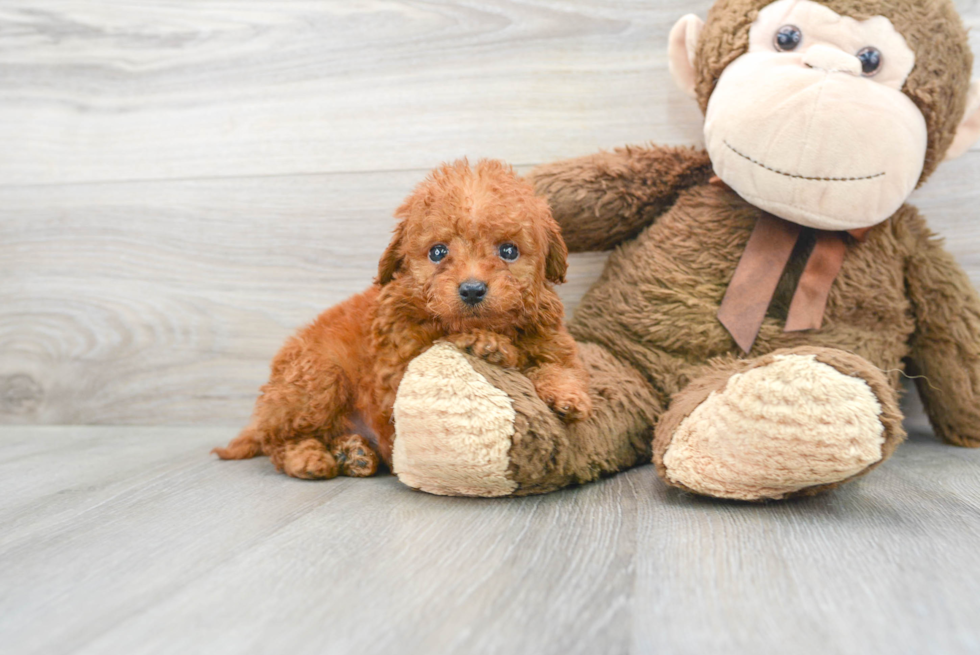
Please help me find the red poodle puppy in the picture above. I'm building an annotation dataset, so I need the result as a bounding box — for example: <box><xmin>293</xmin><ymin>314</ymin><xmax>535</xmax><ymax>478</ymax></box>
<box><xmin>214</xmin><ymin>159</ymin><xmax>591</xmax><ymax>480</ymax></box>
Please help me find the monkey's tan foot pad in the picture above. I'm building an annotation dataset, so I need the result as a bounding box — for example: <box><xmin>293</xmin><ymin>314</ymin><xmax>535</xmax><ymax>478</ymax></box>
<box><xmin>653</xmin><ymin>348</ymin><xmax>905</xmax><ymax>501</ymax></box>
<box><xmin>392</xmin><ymin>342</ymin><xmax>568</xmax><ymax>497</ymax></box>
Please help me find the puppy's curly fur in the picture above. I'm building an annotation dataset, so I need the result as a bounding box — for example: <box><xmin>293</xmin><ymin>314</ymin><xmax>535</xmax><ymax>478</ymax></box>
<box><xmin>214</xmin><ymin>159</ymin><xmax>591</xmax><ymax>480</ymax></box>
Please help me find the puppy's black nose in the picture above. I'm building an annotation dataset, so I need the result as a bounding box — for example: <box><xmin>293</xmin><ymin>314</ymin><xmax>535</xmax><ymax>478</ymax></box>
<box><xmin>458</xmin><ymin>280</ymin><xmax>488</xmax><ymax>306</ymax></box>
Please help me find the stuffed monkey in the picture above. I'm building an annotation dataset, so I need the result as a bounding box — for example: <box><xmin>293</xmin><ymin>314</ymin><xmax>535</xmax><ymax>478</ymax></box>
<box><xmin>390</xmin><ymin>0</ymin><xmax>980</xmax><ymax>500</ymax></box>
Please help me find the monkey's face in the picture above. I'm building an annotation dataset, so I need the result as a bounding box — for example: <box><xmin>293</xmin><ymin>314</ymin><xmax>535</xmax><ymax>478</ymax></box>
<box><xmin>702</xmin><ymin>0</ymin><xmax>927</xmax><ymax>231</ymax></box>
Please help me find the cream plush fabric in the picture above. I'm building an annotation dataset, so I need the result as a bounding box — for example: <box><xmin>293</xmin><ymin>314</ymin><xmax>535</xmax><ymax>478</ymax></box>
<box><xmin>392</xmin><ymin>343</ymin><xmax>518</xmax><ymax>497</ymax></box>
<box><xmin>663</xmin><ymin>354</ymin><xmax>885</xmax><ymax>500</ymax></box>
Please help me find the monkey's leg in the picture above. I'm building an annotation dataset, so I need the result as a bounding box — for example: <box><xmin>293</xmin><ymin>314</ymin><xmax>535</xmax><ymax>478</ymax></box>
<box><xmin>391</xmin><ymin>342</ymin><xmax>660</xmax><ymax>497</ymax></box>
<box><xmin>653</xmin><ymin>347</ymin><xmax>906</xmax><ymax>501</ymax></box>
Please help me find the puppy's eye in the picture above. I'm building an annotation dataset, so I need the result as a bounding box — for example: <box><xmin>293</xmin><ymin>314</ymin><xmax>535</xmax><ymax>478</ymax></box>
<box><xmin>498</xmin><ymin>243</ymin><xmax>519</xmax><ymax>262</ymax></box>
<box><xmin>857</xmin><ymin>47</ymin><xmax>883</xmax><ymax>76</ymax></box>
<box><xmin>428</xmin><ymin>244</ymin><xmax>448</xmax><ymax>263</ymax></box>
<box><xmin>774</xmin><ymin>25</ymin><xmax>802</xmax><ymax>52</ymax></box>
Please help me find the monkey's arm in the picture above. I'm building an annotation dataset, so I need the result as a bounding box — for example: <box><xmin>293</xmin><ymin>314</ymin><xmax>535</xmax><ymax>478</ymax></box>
<box><xmin>527</xmin><ymin>145</ymin><xmax>712</xmax><ymax>252</ymax></box>
<box><xmin>904</xmin><ymin>218</ymin><xmax>980</xmax><ymax>447</ymax></box>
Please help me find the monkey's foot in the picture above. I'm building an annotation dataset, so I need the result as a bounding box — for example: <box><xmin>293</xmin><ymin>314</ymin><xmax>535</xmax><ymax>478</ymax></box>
<box><xmin>653</xmin><ymin>348</ymin><xmax>905</xmax><ymax>501</ymax></box>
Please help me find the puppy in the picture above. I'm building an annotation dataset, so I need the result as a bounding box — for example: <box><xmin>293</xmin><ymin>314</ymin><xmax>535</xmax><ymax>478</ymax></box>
<box><xmin>214</xmin><ymin>159</ymin><xmax>591</xmax><ymax>480</ymax></box>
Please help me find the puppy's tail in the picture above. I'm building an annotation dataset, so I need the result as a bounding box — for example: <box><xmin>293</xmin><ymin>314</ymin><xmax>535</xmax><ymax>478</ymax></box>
<box><xmin>212</xmin><ymin>428</ymin><xmax>263</xmax><ymax>460</ymax></box>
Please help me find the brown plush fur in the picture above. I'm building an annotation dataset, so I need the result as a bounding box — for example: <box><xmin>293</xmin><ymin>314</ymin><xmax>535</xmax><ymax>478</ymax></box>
<box><xmin>468</xmin><ymin>0</ymin><xmax>980</xmax><ymax>497</ymax></box>
<box><xmin>519</xmin><ymin>147</ymin><xmax>980</xmax><ymax>497</ymax></box>
<box><xmin>214</xmin><ymin>159</ymin><xmax>591</xmax><ymax>479</ymax></box>
<box><xmin>461</xmin><ymin>342</ymin><xmax>661</xmax><ymax>495</ymax></box>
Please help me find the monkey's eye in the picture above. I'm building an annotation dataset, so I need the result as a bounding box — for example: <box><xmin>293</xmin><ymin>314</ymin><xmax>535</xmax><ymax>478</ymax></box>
<box><xmin>428</xmin><ymin>244</ymin><xmax>448</xmax><ymax>263</ymax></box>
<box><xmin>774</xmin><ymin>25</ymin><xmax>802</xmax><ymax>52</ymax></box>
<box><xmin>498</xmin><ymin>243</ymin><xmax>519</xmax><ymax>262</ymax></box>
<box><xmin>857</xmin><ymin>47</ymin><xmax>883</xmax><ymax>76</ymax></box>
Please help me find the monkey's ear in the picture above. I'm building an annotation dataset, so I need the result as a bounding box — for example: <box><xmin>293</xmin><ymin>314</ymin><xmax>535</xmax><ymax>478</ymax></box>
<box><xmin>376</xmin><ymin>220</ymin><xmax>407</xmax><ymax>286</ymax></box>
<box><xmin>668</xmin><ymin>14</ymin><xmax>704</xmax><ymax>100</ymax></box>
<box><xmin>545</xmin><ymin>221</ymin><xmax>569</xmax><ymax>285</ymax></box>
<box><xmin>946</xmin><ymin>80</ymin><xmax>980</xmax><ymax>161</ymax></box>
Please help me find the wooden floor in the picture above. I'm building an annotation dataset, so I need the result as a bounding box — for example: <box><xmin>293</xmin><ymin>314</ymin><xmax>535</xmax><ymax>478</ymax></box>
<box><xmin>1</xmin><ymin>425</ymin><xmax>979</xmax><ymax>655</ymax></box>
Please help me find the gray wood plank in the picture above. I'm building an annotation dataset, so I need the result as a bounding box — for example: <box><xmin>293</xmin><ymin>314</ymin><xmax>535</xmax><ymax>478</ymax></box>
<box><xmin>0</xmin><ymin>427</ymin><xmax>979</xmax><ymax>655</ymax></box>
<box><xmin>0</xmin><ymin>426</ymin><xmax>234</xmax><ymax>549</ymax></box>
<box><xmin>0</xmin><ymin>0</ymin><xmax>714</xmax><ymax>186</ymax></box>
<box><xmin>2</xmin><ymin>1</ymin><xmax>975</xmax><ymax>187</ymax></box>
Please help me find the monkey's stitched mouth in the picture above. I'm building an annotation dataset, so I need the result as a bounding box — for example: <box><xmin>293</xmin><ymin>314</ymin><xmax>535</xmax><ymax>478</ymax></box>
<box><xmin>724</xmin><ymin>141</ymin><xmax>885</xmax><ymax>182</ymax></box>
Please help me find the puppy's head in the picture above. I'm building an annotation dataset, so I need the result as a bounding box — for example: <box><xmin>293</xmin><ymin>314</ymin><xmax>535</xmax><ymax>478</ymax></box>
<box><xmin>377</xmin><ymin>159</ymin><xmax>568</xmax><ymax>332</ymax></box>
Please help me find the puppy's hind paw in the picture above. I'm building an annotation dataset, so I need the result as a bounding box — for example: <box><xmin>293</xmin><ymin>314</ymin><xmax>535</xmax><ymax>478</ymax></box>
<box><xmin>283</xmin><ymin>439</ymin><xmax>340</xmax><ymax>480</ymax></box>
<box><xmin>332</xmin><ymin>434</ymin><xmax>380</xmax><ymax>478</ymax></box>
<box><xmin>445</xmin><ymin>330</ymin><xmax>520</xmax><ymax>368</ymax></box>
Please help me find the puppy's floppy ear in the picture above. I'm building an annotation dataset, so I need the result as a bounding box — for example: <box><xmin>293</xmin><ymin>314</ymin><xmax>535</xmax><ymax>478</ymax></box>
<box><xmin>376</xmin><ymin>219</ymin><xmax>407</xmax><ymax>286</ymax></box>
<box><xmin>544</xmin><ymin>218</ymin><xmax>569</xmax><ymax>285</ymax></box>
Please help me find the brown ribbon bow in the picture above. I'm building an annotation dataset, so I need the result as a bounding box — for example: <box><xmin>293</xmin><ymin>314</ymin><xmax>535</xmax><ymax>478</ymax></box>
<box><xmin>717</xmin><ymin>211</ymin><xmax>870</xmax><ymax>354</ymax></box>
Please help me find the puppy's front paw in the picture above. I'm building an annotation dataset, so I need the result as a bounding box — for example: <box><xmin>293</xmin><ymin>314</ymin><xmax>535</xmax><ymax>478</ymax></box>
<box><xmin>535</xmin><ymin>380</ymin><xmax>593</xmax><ymax>422</ymax></box>
<box><xmin>445</xmin><ymin>330</ymin><xmax>519</xmax><ymax>368</ymax></box>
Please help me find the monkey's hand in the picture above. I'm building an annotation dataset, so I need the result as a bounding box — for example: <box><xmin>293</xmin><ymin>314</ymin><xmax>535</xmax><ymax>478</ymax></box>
<box><xmin>905</xmin><ymin>215</ymin><xmax>980</xmax><ymax>448</ymax></box>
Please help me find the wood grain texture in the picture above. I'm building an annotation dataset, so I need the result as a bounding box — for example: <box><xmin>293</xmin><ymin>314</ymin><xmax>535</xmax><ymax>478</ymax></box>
<box><xmin>0</xmin><ymin>0</ymin><xmax>717</xmax><ymax>186</ymax></box>
<box><xmin>0</xmin><ymin>0</ymin><xmax>978</xmax><ymax>426</ymax></box>
<box><xmin>0</xmin><ymin>426</ymin><xmax>978</xmax><ymax>655</ymax></box>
